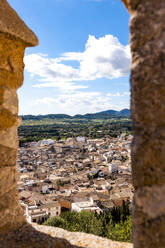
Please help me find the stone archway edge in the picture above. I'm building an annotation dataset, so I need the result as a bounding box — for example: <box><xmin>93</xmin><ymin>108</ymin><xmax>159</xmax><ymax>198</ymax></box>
<box><xmin>122</xmin><ymin>0</ymin><xmax>165</xmax><ymax>247</ymax></box>
<box><xmin>0</xmin><ymin>0</ymin><xmax>38</xmax><ymax>235</ymax></box>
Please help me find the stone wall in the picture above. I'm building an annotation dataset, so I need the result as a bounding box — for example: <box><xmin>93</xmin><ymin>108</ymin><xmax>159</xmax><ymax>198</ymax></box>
<box><xmin>0</xmin><ymin>0</ymin><xmax>38</xmax><ymax>235</ymax></box>
<box><xmin>0</xmin><ymin>223</ymin><xmax>133</xmax><ymax>248</ymax></box>
<box><xmin>122</xmin><ymin>0</ymin><xmax>165</xmax><ymax>247</ymax></box>
<box><xmin>0</xmin><ymin>0</ymin><xmax>165</xmax><ymax>247</ymax></box>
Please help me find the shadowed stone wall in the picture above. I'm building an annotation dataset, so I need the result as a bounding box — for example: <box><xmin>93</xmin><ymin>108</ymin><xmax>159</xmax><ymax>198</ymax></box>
<box><xmin>0</xmin><ymin>0</ymin><xmax>38</xmax><ymax>234</ymax></box>
<box><xmin>122</xmin><ymin>0</ymin><xmax>165</xmax><ymax>247</ymax></box>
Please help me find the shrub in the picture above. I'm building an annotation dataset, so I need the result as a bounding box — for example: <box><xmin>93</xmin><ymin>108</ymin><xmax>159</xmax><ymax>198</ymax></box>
<box><xmin>43</xmin><ymin>216</ymin><xmax>67</xmax><ymax>228</ymax></box>
<box><xmin>106</xmin><ymin>216</ymin><xmax>132</xmax><ymax>242</ymax></box>
<box><xmin>43</xmin><ymin>204</ymin><xmax>132</xmax><ymax>242</ymax></box>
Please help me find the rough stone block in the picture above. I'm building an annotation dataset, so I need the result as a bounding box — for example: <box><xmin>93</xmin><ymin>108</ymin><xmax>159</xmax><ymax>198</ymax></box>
<box><xmin>0</xmin><ymin>167</ymin><xmax>19</xmax><ymax>197</ymax></box>
<box><xmin>135</xmin><ymin>185</ymin><xmax>165</xmax><ymax>219</ymax></box>
<box><xmin>0</xmin><ymin>144</ymin><xmax>17</xmax><ymax>167</ymax></box>
<box><xmin>0</xmin><ymin>34</ymin><xmax>25</xmax><ymax>90</ymax></box>
<box><xmin>0</xmin><ymin>125</ymin><xmax>19</xmax><ymax>148</ymax></box>
<box><xmin>0</xmin><ymin>108</ymin><xmax>18</xmax><ymax>130</ymax></box>
<box><xmin>2</xmin><ymin>88</ymin><xmax>18</xmax><ymax>114</ymax></box>
<box><xmin>0</xmin><ymin>187</ymin><xmax>26</xmax><ymax>235</ymax></box>
<box><xmin>133</xmin><ymin>204</ymin><xmax>165</xmax><ymax>248</ymax></box>
<box><xmin>131</xmin><ymin>135</ymin><xmax>165</xmax><ymax>188</ymax></box>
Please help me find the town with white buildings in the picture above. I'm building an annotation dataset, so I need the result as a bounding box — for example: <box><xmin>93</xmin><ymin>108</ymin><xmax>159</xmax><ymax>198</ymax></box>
<box><xmin>17</xmin><ymin>134</ymin><xmax>133</xmax><ymax>224</ymax></box>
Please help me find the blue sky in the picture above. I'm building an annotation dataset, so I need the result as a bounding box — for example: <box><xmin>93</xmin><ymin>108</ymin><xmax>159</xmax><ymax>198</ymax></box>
<box><xmin>8</xmin><ymin>0</ymin><xmax>130</xmax><ymax>116</ymax></box>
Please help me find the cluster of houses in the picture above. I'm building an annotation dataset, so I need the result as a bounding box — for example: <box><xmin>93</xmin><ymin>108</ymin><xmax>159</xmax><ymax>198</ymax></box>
<box><xmin>17</xmin><ymin>134</ymin><xmax>133</xmax><ymax>224</ymax></box>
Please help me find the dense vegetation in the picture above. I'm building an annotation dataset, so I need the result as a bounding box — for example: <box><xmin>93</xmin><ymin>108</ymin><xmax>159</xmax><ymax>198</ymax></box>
<box><xmin>43</xmin><ymin>201</ymin><xmax>132</xmax><ymax>242</ymax></box>
<box><xmin>18</xmin><ymin>118</ymin><xmax>132</xmax><ymax>144</ymax></box>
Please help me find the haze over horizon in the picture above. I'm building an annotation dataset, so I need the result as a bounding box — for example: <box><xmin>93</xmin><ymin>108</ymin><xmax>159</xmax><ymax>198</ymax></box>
<box><xmin>20</xmin><ymin>108</ymin><xmax>130</xmax><ymax>117</ymax></box>
<box><xmin>8</xmin><ymin>0</ymin><xmax>130</xmax><ymax>115</ymax></box>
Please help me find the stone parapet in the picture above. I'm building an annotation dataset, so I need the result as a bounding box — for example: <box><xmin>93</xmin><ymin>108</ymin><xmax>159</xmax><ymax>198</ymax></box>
<box><xmin>0</xmin><ymin>223</ymin><xmax>133</xmax><ymax>248</ymax></box>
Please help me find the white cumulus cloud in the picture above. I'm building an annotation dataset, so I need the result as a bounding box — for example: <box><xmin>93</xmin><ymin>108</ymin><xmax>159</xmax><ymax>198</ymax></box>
<box><xmin>33</xmin><ymin>91</ymin><xmax>120</xmax><ymax>115</ymax></box>
<box><xmin>24</xmin><ymin>34</ymin><xmax>131</xmax><ymax>90</ymax></box>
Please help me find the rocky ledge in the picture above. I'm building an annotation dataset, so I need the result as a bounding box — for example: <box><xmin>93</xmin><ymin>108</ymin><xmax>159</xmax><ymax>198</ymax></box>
<box><xmin>0</xmin><ymin>223</ymin><xmax>133</xmax><ymax>248</ymax></box>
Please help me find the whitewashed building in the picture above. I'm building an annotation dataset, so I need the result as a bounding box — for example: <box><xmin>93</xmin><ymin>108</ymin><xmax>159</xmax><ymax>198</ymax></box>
<box><xmin>76</xmin><ymin>137</ymin><xmax>86</xmax><ymax>143</ymax></box>
<box><xmin>39</xmin><ymin>139</ymin><xmax>55</xmax><ymax>146</ymax></box>
<box><xmin>71</xmin><ymin>197</ymin><xmax>102</xmax><ymax>214</ymax></box>
<box><xmin>109</xmin><ymin>164</ymin><xmax>118</xmax><ymax>174</ymax></box>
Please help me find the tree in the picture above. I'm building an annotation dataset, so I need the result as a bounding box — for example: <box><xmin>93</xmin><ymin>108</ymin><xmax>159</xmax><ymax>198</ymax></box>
<box><xmin>43</xmin><ymin>208</ymin><xmax>132</xmax><ymax>242</ymax></box>
<box><xmin>106</xmin><ymin>216</ymin><xmax>132</xmax><ymax>242</ymax></box>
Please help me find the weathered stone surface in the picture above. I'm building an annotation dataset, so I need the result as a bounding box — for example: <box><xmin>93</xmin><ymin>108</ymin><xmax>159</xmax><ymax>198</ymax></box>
<box><xmin>135</xmin><ymin>185</ymin><xmax>165</xmax><ymax>219</ymax></box>
<box><xmin>0</xmin><ymin>223</ymin><xmax>133</xmax><ymax>248</ymax></box>
<box><xmin>131</xmin><ymin>134</ymin><xmax>165</xmax><ymax>187</ymax></box>
<box><xmin>0</xmin><ymin>34</ymin><xmax>26</xmax><ymax>90</ymax></box>
<box><xmin>133</xmin><ymin>206</ymin><xmax>165</xmax><ymax>248</ymax></box>
<box><xmin>0</xmin><ymin>0</ymin><xmax>38</xmax><ymax>236</ymax></box>
<box><xmin>130</xmin><ymin>1</ymin><xmax>165</xmax><ymax>185</ymax></box>
<box><xmin>0</xmin><ymin>144</ymin><xmax>17</xmax><ymax>166</ymax></box>
<box><xmin>0</xmin><ymin>87</ymin><xmax>5</xmax><ymax>105</ymax></box>
<box><xmin>2</xmin><ymin>88</ymin><xmax>18</xmax><ymax>114</ymax></box>
<box><xmin>0</xmin><ymin>0</ymin><xmax>38</xmax><ymax>46</ymax></box>
<box><xmin>35</xmin><ymin>225</ymin><xmax>132</xmax><ymax>248</ymax></box>
<box><xmin>0</xmin><ymin>187</ymin><xmax>26</xmax><ymax>235</ymax></box>
<box><xmin>121</xmin><ymin>0</ymin><xmax>140</xmax><ymax>13</ymax></box>
<box><xmin>0</xmin><ymin>109</ymin><xmax>19</xmax><ymax>131</ymax></box>
<box><xmin>121</xmin><ymin>0</ymin><xmax>165</xmax><ymax>247</ymax></box>
<box><xmin>0</xmin><ymin>125</ymin><xmax>19</xmax><ymax>148</ymax></box>
<box><xmin>0</xmin><ymin>167</ymin><xmax>18</xmax><ymax>197</ymax></box>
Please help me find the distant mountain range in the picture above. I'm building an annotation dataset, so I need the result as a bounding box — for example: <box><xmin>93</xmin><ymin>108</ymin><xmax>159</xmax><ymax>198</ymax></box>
<box><xmin>21</xmin><ymin>109</ymin><xmax>130</xmax><ymax>121</ymax></box>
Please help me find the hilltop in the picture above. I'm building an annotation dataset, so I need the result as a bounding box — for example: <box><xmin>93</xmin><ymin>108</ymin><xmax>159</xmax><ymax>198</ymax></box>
<box><xmin>21</xmin><ymin>109</ymin><xmax>130</xmax><ymax>121</ymax></box>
